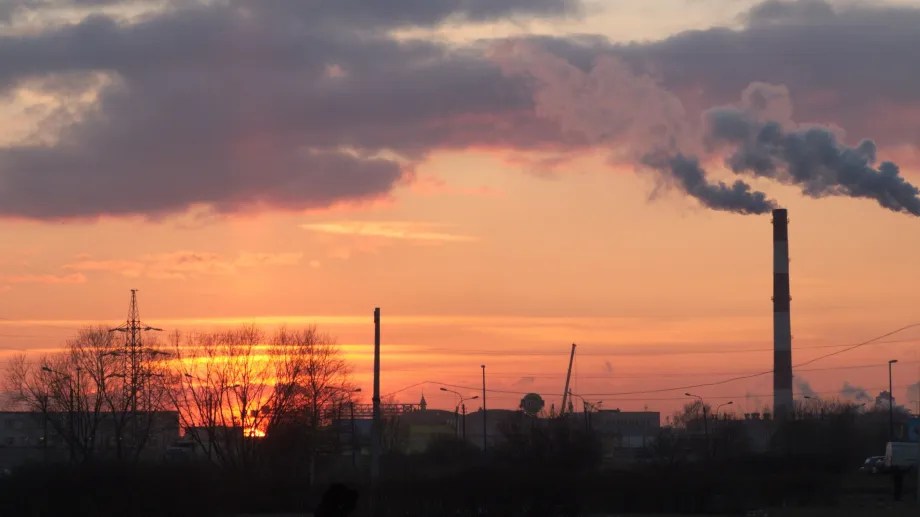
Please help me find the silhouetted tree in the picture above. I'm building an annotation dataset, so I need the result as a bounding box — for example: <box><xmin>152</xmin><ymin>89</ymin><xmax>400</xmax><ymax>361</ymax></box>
<box><xmin>5</xmin><ymin>326</ymin><xmax>170</xmax><ymax>463</ymax></box>
<box><xmin>169</xmin><ymin>325</ymin><xmax>353</xmax><ymax>475</ymax></box>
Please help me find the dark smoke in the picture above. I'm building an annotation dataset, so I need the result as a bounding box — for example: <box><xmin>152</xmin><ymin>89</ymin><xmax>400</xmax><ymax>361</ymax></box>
<box><xmin>707</xmin><ymin>106</ymin><xmax>920</xmax><ymax>216</ymax></box>
<box><xmin>643</xmin><ymin>152</ymin><xmax>777</xmax><ymax>214</ymax></box>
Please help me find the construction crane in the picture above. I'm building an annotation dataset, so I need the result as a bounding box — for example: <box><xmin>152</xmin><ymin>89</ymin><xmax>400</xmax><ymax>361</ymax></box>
<box><xmin>560</xmin><ymin>343</ymin><xmax>576</xmax><ymax>416</ymax></box>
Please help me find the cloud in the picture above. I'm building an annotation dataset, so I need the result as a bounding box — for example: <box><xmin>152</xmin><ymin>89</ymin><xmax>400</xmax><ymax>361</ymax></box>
<box><xmin>513</xmin><ymin>376</ymin><xmax>535</xmax><ymax>387</ymax></box>
<box><xmin>409</xmin><ymin>174</ymin><xmax>503</xmax><ymax>198</ymax></box>
<box><xmin>301</xmin><ymin>221</ymin><xmax>477</xmax><ymax>243</ymax></box>
<box><xmin>0</xmin><ymin>0</ymin><xmax>918</xmax><ymax>220</ymax></box>
<box><xmin>627</xmin><ymin>0</ymin><xmax>920</xmax><ymax>148</ymax></box>
<box><xmin>0</xmin><ymin>1</ymin><xmax>576</xmax><ymax>220</ymax></box>
<box><xmin>745</xmin><ymin>0</ymin><xmax>836</xmax><ymax>27</ymax></box>
<box><xmin>64</xmin><ymin>251</ymin><xmax>303</xmax><ymax>279</ymax></box>
<box><xmin>1</xmin><ymin>272</ymin><xmax>86</xmax><ymax>284</ymax></box>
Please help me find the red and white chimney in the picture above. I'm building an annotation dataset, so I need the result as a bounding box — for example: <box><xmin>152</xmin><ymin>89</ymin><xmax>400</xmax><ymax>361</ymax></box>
<box><xmin>772</xmin><ymin>209</ymin><xmax>793</xmax><ymax>418</ymax></box>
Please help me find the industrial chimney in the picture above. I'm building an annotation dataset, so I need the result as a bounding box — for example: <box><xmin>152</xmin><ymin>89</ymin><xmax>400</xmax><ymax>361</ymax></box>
<box><xmin>772</xmin><ymin>209</ymin><xmax>793</xmax><ymax>418</ymax></box>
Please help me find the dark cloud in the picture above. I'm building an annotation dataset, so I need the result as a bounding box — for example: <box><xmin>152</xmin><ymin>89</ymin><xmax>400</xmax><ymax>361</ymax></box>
<box><xmin>0</xmin><ymin>0</ymin><xmax>918</xmax><ymax>219</ymax></box>
<box><xmin>249</xmin><ymin>0</ymin><xmax>579</xmax><ymax>29</ymax></box>
<box><xmin>0</xmin><ymin>1</ymin><xmax>578</xmax><ymax>219</ymax></box>
<box><xmin>630</xmin><ymin>0</ymin><xmax>920</xmax><ymax>146</ymax></box>
<box><xmin>745</xmin><ymin>0</ymin><xmax>835</xmax><ymax>26</ymax></box>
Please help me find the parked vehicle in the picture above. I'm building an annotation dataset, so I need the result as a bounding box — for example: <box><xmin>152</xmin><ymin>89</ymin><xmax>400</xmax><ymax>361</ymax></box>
<box><xmin>885</xmin><ymin>442</ymin><xmax>919</xmax><ymax>471</ymax></box>
<box><xmin>859</xmin><ymin>455</ymin><xmax>886</xmax><ymax>474</ymax></box>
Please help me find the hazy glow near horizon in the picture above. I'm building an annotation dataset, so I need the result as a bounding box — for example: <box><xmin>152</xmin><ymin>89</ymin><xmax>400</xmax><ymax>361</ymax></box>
<box><xmin>1</xmin><ymin>0</ymin><xmax>920</xmax><ymax>417</ymax></box>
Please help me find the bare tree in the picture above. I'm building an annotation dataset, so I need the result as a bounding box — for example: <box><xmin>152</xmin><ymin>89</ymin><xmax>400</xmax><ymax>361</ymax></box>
<box><xmin>169</xmin><ymin>325</ymin><xmax>353</xmax><ymax>474</ymax></box>
<box><xmin>671</xmin><ymin>400</ymin><xmax>712</xmax><ymax>430</ymax></box>
<box><xmin>4</xmin><ymin>325</ymin><xmax>170</xmax><ymax>463</ymax></box>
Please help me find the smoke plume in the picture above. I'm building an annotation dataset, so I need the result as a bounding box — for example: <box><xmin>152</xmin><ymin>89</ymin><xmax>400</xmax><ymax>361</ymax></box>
<box><xmin>840</xmin><ymin>381</ymin><xmax>871</xmax><ymax>402</ymax></box>
<box><xmin>643</xmin><ymin>153</ymin><xmax>776</xmax><ymax>214</ymax></box>
<box><xmin>795</xmin><ymin>377</ymin><xmax>818</xmax><ymax>398</ymax></box>
<box><xmin>496</xmin><ymin>46</ymin><xmax>919</xmax><ymax>217</ymax></box>
<box><xmin>492</xmin><ymin>42</ymin><xmax>774</xmax><ymax>215</ymax></box>
<box><xmin>707</xmin><ymin>83</ymin><xmax>920</xmax><ymax>216</ymax></box>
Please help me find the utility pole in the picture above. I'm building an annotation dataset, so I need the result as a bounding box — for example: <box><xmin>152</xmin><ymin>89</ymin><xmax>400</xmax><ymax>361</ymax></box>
<box><xmin>561</xmin><ymin>344</ymin><xmax>576</xmax><ymax>415</ymax></box>
<box><xmin>481</xmin><ymin>364</ymin><xmax>487</xmax><ymax>452</ymax></box>
<box><xmin>888</xmin><ymin>359</ymin><xmax>898</xmax><ymax>441</ymax></box>
<box><xmin>371</xmin><ymin>308</ymin><xmax>381</xmax><ymax>511</ymax></box>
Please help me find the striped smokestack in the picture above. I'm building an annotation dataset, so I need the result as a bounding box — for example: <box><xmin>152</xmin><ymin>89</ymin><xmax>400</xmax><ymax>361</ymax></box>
<box><xmin>772</xmin><ymin>208</ymin><xmax>793</xmax><ymax>418</ymax></box>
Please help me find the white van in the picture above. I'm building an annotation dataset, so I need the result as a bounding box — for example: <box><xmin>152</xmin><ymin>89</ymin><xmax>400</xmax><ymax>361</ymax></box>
<box><xmin>885</xmin><ymin>441</ymin><xmax>919</xmax><ymax>470</ymax></box>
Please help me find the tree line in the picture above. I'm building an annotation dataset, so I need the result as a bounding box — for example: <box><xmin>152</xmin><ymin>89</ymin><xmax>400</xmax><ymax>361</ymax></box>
<box><xmin>3</xmin><ymin>324</ymin><xmax>354</xmax><ymax>471</ymax></box>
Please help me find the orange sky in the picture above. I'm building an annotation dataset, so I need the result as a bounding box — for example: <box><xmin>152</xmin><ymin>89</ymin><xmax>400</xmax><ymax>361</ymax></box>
<box><xmin>1</xmin><ymin>0</ymin><xmax>920</xmax><ymax>418</ymax></box>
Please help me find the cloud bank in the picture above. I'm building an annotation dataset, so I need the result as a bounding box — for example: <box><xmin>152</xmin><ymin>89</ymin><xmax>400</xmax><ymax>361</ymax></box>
<box><xmin>0</xmin><ymin>0</ymin><xmax>917</xmax><ymax>219</ymax></box>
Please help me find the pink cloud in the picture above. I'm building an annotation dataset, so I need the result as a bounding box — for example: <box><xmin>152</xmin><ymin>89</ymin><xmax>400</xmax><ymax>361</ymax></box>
<box><xmin>2</xmin><ymin>273</ymin><xmax>86</xmax><ymax>285</ymax></box>
<box><xmin>409</xmin><ymin>174</ymin><xmax>504</xmax><ymax>197</ymax></box>
<box><xmin>63</xmin><ymin>251</ymin><xmax>303</xmax><ymax>280</ymax></box>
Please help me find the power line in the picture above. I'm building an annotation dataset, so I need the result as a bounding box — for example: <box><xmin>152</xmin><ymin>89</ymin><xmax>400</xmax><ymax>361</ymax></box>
<box><xmin>373</xmin><ymin>358</ymin><xmax>920</xmax><ymax>380</ymax></box>
<box><xmin>382</xmin><ymin>323</ymin><xmax>920</xmax><ymax>399</ymax></box>
<box><xmin>413</xmin><ymin>337</ymin><xmax>920</xmax><ymax>357</ymax></box>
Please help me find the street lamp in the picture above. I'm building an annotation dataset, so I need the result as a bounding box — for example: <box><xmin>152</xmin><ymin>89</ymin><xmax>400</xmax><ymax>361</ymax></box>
<box><xmin>685</xmin><ymin>392</ymin><xmax>710</xmax><ymax>457</ymax></box>
<box><xmin>42</xmin><ymin>365</ymin><xmax>78</xmax><ymax>460</ymax></box>
<box><xmin>440</xmin><ymin>387</ymin><xmax>478</xmax><ymax>440</ymax></box>
<box><xmin>889</xmin><ymin>359</ymin><xmax>898</xmax><ymax>440</ymax></box>
<box><xmin>715</xmin><ymin>401</ymin><xmax>733</xmax><ymax>420</ymax></box>
<box><xmin>325</xmin><ymin>387</ymin><xmax>361</xmax><ymax>467</ymax></box>
<box><xmin>569</xmin><ymin>392</ymin><xmax>602</xmax><ymax>433</ymax></box>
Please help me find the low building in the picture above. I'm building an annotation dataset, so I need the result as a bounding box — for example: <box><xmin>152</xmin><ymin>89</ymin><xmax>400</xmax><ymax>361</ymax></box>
<box><xmin>0</xmin><ymin>411</ymin><xmax>179</xmax><ymax>470</ymax></box>
<box><xmin>590</xmin><ymin>410</ymin><xmax>660</xmax><ymax>450</ymax></box>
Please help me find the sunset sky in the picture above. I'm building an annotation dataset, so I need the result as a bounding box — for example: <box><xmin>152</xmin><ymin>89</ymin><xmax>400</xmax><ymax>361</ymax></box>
<box><xmin>2</xmin><ymin>0</ymin><xmax>920</xmax><ymax>418</ymax></box>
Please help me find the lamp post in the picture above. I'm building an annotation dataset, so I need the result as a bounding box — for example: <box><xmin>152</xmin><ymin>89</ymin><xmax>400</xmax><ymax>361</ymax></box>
<box><xmin>42</xmin><ymin>365</ymin><xmax>76</xmax><ymax>460</ymax></box>
<box><xmin>440</xmin><ymin>387</ymin><xmax>478</xmax><ymax>440</ymax></box>
<box><xmin>440</xmin><ymin>387</ymin><xmax>462</xmax><ymax>438</ymax></box>
<box><xmin>685</xmin><ymin>392</ymin><xmax>709</xmax><ymax>457</ymax></box>
<box><xmin>569</xmin><ymin>393</ymin><xmax>601</xmax><ymax>433</ymax></box>
<box><xmin>888</xmin><ymin>359</ymin><xmax>898</xmax><ymax>441</ymax></box>
<box><xmin>324</xmin><ymin>387</ymin><xmax>361</xmax><ymax>473</ymax></box>
<box><xmin>715</xmin><ymin>401</ymin><xmax>734</xmax><ymax>420</ymax></box>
